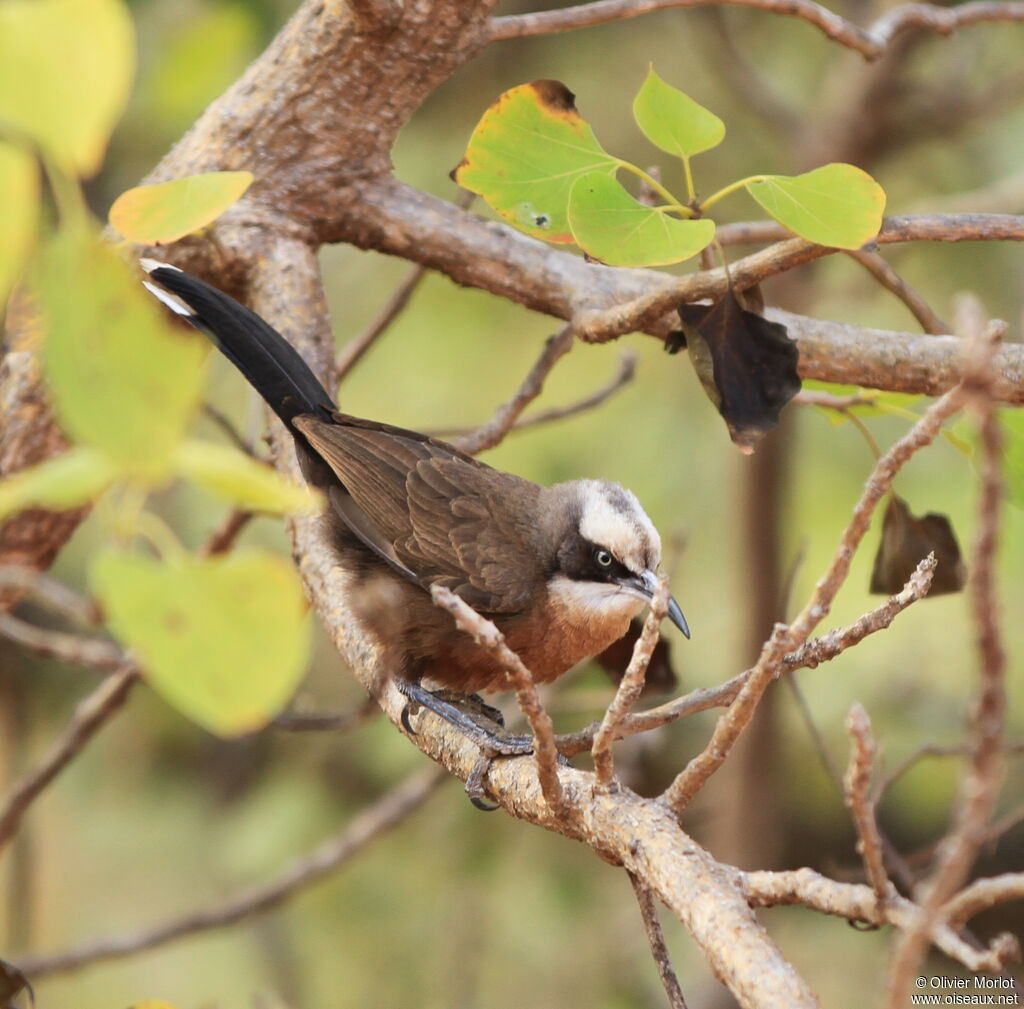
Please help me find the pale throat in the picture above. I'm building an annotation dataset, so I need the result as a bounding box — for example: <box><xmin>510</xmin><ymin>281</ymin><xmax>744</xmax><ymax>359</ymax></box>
<box><xmin>547</xmin><ymin>575</ymin><xmax>646</xmax><ymax>631</ymax></box>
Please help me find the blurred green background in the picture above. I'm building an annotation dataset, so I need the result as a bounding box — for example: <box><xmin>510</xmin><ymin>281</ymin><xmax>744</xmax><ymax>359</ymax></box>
<box><xmin>2</xmin><ymin>0</ymin><xmax>1023</xmax><ymax>1006</ymax></box>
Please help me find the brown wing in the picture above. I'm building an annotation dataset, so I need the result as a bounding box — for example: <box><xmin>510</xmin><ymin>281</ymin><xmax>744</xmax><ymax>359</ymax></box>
<box><xmin>293</xmin><ymin>413</ymin><xmax>545</xmax><ymax>613</ymax></box>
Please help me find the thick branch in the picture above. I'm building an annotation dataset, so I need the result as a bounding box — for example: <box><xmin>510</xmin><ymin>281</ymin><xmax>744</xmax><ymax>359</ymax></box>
<box><xmin>241</xmin><ymin>236</ymin><xmax>817</xmax><ymax>1009</ymax></box>
<box><xmin>331</xmin><ymin>180</ymin><xmax>1024</xmax><ymax>401</ymax></box>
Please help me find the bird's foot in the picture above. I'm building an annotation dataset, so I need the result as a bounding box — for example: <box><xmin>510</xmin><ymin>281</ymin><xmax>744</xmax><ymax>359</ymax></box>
<box><xmin>396</xmin><ymin>680</ymin><xmax>544</xmax><ymax>810</ymax></box>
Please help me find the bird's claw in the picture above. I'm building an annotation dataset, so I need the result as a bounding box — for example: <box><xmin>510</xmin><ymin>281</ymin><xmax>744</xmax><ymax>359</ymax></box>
<box><xmin>396</xmin><ymin>679</ymin><xmax>567</xmax><ymax>810</ymax></box>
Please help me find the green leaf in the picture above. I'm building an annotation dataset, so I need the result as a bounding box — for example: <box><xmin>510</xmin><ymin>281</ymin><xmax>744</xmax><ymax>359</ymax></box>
<box><xmin>92</xmin><ymin>549</ymin><xmax>310</xmax><ymax>736</ymax></box>
<box><xmin>746</xmin><ymin>164</ymin><xmax>886</xmax><ymax>249</ymax></box>
<box><xmin>0</xmin><ymin>0</ymin><xmax>134</xmax><ymax>177</ymax></box>
<box><xmin>0</xmin><ymin>143</ymin><xmax>38</xmax><ymax>310</ymax></box>
<box><xmin>454</xmin><ymin>80</ymin><xmax>619</xmax><ymax>243</ymax></box>
<box><xmin>0</xmin><ymin>446</ymin><xmax>117</xmax><ymax>522</ymax></box>
<box><xmin>632</xmin><ymin>67</ymin><xmax>725</xmax><ymax>159</ymax></box>
<box><xmin>175</xmin><ymin>440</ymin><xmax>321</xmax><ymax>514</ymax></box>
<box><xmin>39</xmin><ymin>231</ymin><xmax>207</xmax><ymax>477</ymax></box>
<box><xmin>568</xmin><ymin>171</ymin><xmax>715</xmax><ymax>267</ymax></box>
<box><xmin>109</xmin><ymin>171</ymin><xmax>255</xmax><ymax>245</ymax></box>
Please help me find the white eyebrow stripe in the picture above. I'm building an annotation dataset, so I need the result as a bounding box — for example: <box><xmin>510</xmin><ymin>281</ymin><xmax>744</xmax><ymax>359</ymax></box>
<box><xmin>577</xmin><ymin>480</ymin><xmax>661</xmax><ymax>574</ymax></box>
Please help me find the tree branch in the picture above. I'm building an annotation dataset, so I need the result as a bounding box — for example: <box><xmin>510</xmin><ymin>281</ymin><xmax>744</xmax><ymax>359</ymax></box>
<box><xmin>488</xmin><ymin>0</ymin><xmax>1024</xmax><ymax>60</ymax></box>
<box><xmin>430</xmin><ymin>586</ymin><xmax>565</xmax><ymax>812</ymax></box>
<box><xmin>555</xmin><ymin>554</ymin><xmax>935</xmax><ymax>756</ymax></box>
<box><xmin>450</xmin><ymin>325</ymin><xmax>575</xmax><ymax>456</ymax></box>
<box><xmin>591</xmin><ymin>576</ymin><xmax>669</xmax><ymax>787</ymax></box>
<box><xmin>0</xmin><ymin>664</ymin><xmax>138</xmax><ymax>853</ymax></box>
<box><xmin>17</xmin><ymin>767</ymin><xmax>447</xmax><ymax>978</ymax></box>
<box><xmin>662</xmin><ymin>373</ymin><xmax>973</xmax><ymax>813</ymax></box>
<box><xmin>744</xmin><ymin>867</ymin><xmax>1020</xmax><ymax>973</ymax></box>
<box><xmin>843</xmin><ymin>704</ymin><xmax>895</xmax><ymax>907</ymax></box>
<box><xmin>885</xmin><ymin>306</ymin><xmax>1009</xmax><ymax>1006</ymax></box>
<box><xmin>628</xmin><ymin>870</ymin><xmax>689</xmax><ymax>1009</ymax></box>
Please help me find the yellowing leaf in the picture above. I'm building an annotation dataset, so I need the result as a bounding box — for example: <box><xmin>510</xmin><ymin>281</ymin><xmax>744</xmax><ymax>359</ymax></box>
<box><xmin>39</xmin><ymin>231</ymin><xmax>207</xmax><ymax>477</ymax></box>
<box><xmin>0</xmin><ymin>0</ymin><xmax>134</xmax><ymax>177</ymax></box>
<box><xmin>568</xmin><ymin>171</ymin><xmax>714</xmax><ymax>267</ymax></box>
<box><xmin>131</xmin><ymin>1000</ymin><xmax>181</xmax><ymax>1009</ymax></box>
<box><xmin>109</xmin><ymin>171</ymin><xmax>255</xmax><ymax>244</ymax></box>
<box><xmin>175</xmin><ymin>440</ymin><xmax>321</xmax><ymax>514</ymax></box>
<box><xmin>0</xmin><ymin>143</ymin><xmax>38</xmax><ymax>310</ymax></box>
<box><xmin>455</xmin><ymin>80</ymin><xmax>619</xmax><ymax>243</ymax></box>
<box><xmin>0</xmin><ymin>446</ymin><xmax>117</xmax><ymax>522</ymax></box>
<box><xmin>746</xmin><ymin>164</ymin><xmax>886</xmax><ymax>250</ymax></box>
<box><xmin>92</xmin><ymin>549</ymin><xmax>310</xmax><ymax>736</ymax></box>
<box><xmin>632</xmin><ymin>68</ymin><xmax>725</xmax><ymax>159</ymax></box>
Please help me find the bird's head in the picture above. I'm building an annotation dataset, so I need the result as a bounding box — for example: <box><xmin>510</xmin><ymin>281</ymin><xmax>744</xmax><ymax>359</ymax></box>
<box><xmin>542</xmin><ymin>479</ymin><xmax>689</xmax><ymax>638</ymax></box>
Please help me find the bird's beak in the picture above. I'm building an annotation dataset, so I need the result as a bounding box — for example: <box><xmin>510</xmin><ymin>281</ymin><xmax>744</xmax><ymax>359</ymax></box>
<box><xmin>620</xmin><ymin>570</ymin><xmax>691</xmax><ymax>639</ymax></box>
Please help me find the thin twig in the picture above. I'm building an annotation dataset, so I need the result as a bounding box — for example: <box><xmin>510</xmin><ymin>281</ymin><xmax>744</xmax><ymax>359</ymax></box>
<box><xmin>662</xmin><ymin>375</ymin><xmax>970</xmax><ymax>813</ymax></box>
<box><xmin>0</xmin><ymin>612</ymin><xmax>124</xmax><ymax>671</ymax></box>
<box><xmin>793</xmin><ymin>390</ymin><xmax>879</xmax><ymax>411</ymax></box>
<box><xmin>450</xmin><ymin>326</ymin><xmax>575</xmax><ymax>455</ymax></box>
<box><xmin>875</xmin><ymin>741</ymin><xmax>1024</xmax><ymax>801</ymax></box>
<box><xmin>885</xmin><ymin>306</ymin><xmax>1007</xmax><ymax>1007</ymax></box>
<box><xmin>0</xmin><ymin>664</ymin><xmax>138</xmax><ymax>853</ymax></box>
<box><xmin>743</xmin><ymin>867</ymin><xmax>1020</xmax><ymax>973</ymax></box>
<box><xmin>556</xmin><ymin>556</ymin><xmax>935</xmax><ymax>756</ymax></box>
<box><xmin>694</xmin><ymin>7</ymin><xmax>801</xmax><ymax>137</ymax></box>
<box><xmin>335</xmin><ymin>262</ymin><xmax>429</xmax><ymax>381</ymax></box>
<box><xmin>271</xmin><ymin>695</ymin><xmax>379</xmax><ymax>732</ymax></box>
<box><xmin>17</xmin><ymin>767</ymin><xmax>447</xmax><ymax>978</ymax></box>
<box><xmin>488</xmin><ymin>0</ymin><xmax>1024</xmax><ymax>60</ymax></box>
<box><xmin>572</xmin><ymin>215</ymin><xmax>1024</xmax><ymax>344</ymax></box>
<box><xmin>628</xmin><ymin>870</ymin><xmax>689</xmax><ymax>1009</ymax></box>
<box><xmin>843</xmin><ymin>704</ymin><xmax>895</xmax><ymax>907</ymax></box>
<box><xmin>784</xmin><ymin>675</ymin><xmax>844</xmax><ymax>792</ymax></box>
<box><xmin>592</xmin><ymin>577</ymin><xmax>670</xmax><ymax>788</ymax></box>
<box><xmin>943</xmin><ymin>872</ymin><xmax>1024</xmax><ymax>927</ymax></box>
<box><xmin>335</xmin><ymin>189</ymin><xmax>475</xmax><ymax>382</ymax></box>
<box><xmin>199</xmin><ymin>508</ymin><xmax>254</xmax><ymax>557</ymax></box>
<box><xmin>844</xmin><ymin>250</ymin><xmax>950</xmax><ymax>335</ymax></box>
<box><xmin>0</xmin><ymin>566</ymin><xmax>98</xmax><ymax>626</ymax></box>
<box><xmin>202</xmin><ymin>403</ymin><xmax>255</xmax><ymax>456</ymax></box>
<box><xmin>430</xmin><ymin>586</ymin><xmax>564</xmax><ymax>811</ymax></box>
<box><xmin>434</xmin><ymin>352</ymin><xmax>637</xmax><ymax>442</ymax></box>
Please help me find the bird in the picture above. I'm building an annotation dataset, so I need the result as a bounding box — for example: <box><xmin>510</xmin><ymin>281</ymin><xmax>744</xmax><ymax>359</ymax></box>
<box><xmin>141</xmin><ymin>261</ymin><xmax>689</xmax><ymax>741</ymax></box>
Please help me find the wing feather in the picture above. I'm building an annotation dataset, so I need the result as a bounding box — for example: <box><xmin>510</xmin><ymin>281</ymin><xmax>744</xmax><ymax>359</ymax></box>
<box><xmin>293</xmin><ymin>414</ymin><xmax>545</xmax><ymax>612</ymax></box>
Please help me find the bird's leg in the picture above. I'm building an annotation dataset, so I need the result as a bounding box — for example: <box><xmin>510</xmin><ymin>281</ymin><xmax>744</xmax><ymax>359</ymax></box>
<box><xmin>396</xmin><ymin>681</ymin><xmax>573</xmax><ymax>810</ymax></box>
<box><xmin>397</xmin><ymin>680</ymin><xmax>533</xmax><ymax>755</ymax></box>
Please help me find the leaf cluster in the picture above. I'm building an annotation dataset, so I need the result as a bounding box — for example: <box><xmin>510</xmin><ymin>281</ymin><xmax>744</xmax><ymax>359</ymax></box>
<box><xmin>455</xmin><ymin>69</ymin><xmax>887</xmax><ymax>269</ymax></box>
<box><xmin>0</xmin><ymin>0</ymin><xmax>313</xmax><ymax>738</ymax></box>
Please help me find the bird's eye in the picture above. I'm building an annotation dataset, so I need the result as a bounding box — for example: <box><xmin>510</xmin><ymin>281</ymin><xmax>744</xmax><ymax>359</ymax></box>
<box><xmin>594</xmin><ymin>549</ymin><xmax>613</xmax><ymax>568</ymax></box>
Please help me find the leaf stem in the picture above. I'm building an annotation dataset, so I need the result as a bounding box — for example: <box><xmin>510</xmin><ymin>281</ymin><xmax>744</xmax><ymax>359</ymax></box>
<box><xmin>41</xmin><ymin>154</ymin><xmax>89</xmax><ymax>232</ymax></box>
<box><xmin>700</xmin><ymin>175</ymin><xmax>768</xmax><ymax>213</ymax></box>
<box><xmin>846</xmin><ymin>411</ymin><xmax>883</xmax><ymax>462</ymax></box>
<box><xmin>615</xmin><ymin>160</ymin><xmax>692</xmax><ymax>217</ymax></box>
<box><xmin>682</xmin><ymin>155</ymin><xmax>696</xmax><ymax>203</ymax></box>
<box><xmin>135</xmin><ymin>510</ymin><xmax>188</xmax><ymax>564</ymax></box>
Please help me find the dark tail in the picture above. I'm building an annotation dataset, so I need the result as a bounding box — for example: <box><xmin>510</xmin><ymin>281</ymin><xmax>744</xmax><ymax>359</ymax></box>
<box><xmin>141</xmin><ymin>261</ymin><xmax>334</xmax><ymax>427</ymax></box>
